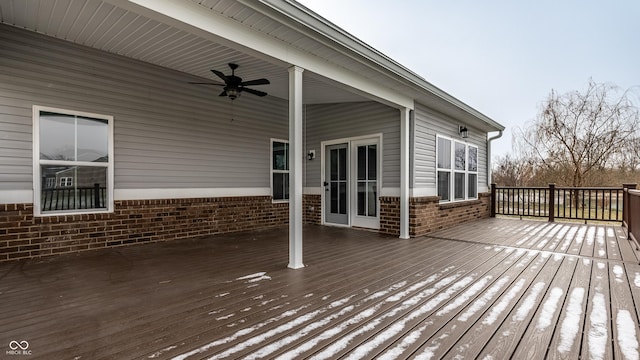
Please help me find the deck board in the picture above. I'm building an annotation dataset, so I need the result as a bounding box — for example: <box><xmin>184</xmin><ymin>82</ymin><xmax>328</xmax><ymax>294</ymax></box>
<box><xmin>1</xmin><ymin>218</ymin><xmax>639</xmax><ymax>359</ymax></box>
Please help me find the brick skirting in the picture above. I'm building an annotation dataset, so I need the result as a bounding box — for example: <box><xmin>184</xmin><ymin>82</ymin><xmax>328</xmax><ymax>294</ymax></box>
<box><xmin>380</xmin><ymin>193</ymin><xmax>491</xmax><ymax>237</ymax></box>
<box><xmin>0</xmin><ymin>195</ymin><xmax>322</xmax><ymax>262</ymax></box>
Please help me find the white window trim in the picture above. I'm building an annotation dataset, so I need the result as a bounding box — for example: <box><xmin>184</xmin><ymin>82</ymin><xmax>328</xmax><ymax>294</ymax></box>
<box><xmin>270</xmin><ymin>138</ymin><xmax>289</xmax><ymax>203</ymax></box>
<box><xmin>436</xmin><ymin>134</ymin><xmax>478</xmax><ymax>203</ymax></box>
<box><xmin>32</xmin><ymin>105</ymin><xmax>114</xmax><ymax>216</ymax></box>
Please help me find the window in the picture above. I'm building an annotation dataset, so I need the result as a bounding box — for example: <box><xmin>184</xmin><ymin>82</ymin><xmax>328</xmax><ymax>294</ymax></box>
<box><xmin>59</xmin><ymin>177</ymin><xmax>73</xmax><ymax>187</ymax></box>
<box><xmin>34</xmin><ymin>106</ymin><xmax>113</xmax><ymax>215</ymax></box>
<box><xmin>271</xmin><ymin>140</ymin><xmax>289</xmax><ymax>201</ymax></box>
<box><xmin>436</xmin><ymin>135</ymin><xmax>478</xmax><ymax>202</ymax></box>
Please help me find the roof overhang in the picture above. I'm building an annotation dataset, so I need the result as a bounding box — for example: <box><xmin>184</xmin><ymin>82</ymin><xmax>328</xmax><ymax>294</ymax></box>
<box><xmin>0</xmin><ymin>0</ymin><xmax>504</xmax><ymax>132</ymax></box>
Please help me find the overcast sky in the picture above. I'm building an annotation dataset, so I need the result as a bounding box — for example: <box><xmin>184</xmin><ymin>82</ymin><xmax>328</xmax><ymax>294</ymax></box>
<box><xmin>296</xmin><ymin>0</ymin><xmax>640</xmax><ymax>160</ymax></box>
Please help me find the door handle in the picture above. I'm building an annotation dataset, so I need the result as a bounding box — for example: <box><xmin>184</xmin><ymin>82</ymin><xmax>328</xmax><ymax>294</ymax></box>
<box><xmin>323</xmin><ymin>181</ymin><xmax>329</xmax><ymax>187</ymax></box>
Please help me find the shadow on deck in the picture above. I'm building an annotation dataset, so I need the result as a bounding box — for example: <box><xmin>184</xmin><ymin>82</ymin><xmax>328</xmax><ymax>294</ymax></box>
<box><xmin>1</xmin><ymin>218</ymin><xmax>639</xmax><ymax>359</ymax></box>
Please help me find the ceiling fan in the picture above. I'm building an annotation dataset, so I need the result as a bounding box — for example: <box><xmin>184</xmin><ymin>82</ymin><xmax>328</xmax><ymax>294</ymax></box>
<box><xmin>189</xmin><ymin>63</ymin><xmax>270</xmax><ymax>100</ymax></box>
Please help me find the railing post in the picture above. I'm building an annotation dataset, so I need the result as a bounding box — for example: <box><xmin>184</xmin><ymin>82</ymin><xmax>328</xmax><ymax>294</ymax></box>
<box><xmin>623</xmin><ymin>183</ymin><xmax>637</xmax><ymax>228</ymax></box>
<box><xmin>548</xmin><ymin>183</ymin><xmax>555</xmax><ymax>222</ymax></box>
<box><xmin>94</xmin><ymin>183</ymin><xmax>101</xmax><ymax>208</ymax></box>
<box><xmin>490</xmin><ymin>183</ymin><xmax>496</xmax><ymax>218</ymax></box>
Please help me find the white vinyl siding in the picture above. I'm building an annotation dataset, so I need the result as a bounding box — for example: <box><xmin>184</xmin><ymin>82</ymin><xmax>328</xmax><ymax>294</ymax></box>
<box><xmin>413</xmin><ymin>102</ymin><xmax>488</xmax><ymax>194</ymax></box>
<box><xmin>0</xmin><ymin>24</ymin><xmax>288</xmax><ymax>196</ymax></box>
<box><xmin>305</xmin><ymin>102</ymin><xmax>399</xmax><ymax>188</ymax></box>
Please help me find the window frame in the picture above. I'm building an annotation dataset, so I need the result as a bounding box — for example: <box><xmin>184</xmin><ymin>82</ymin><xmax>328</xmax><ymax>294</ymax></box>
<box><xmin>270</xmin><ymin>138</ymin><xmax>290</xmax><ymax>203</ymax></box>
<box><xmin>32</xmin><ymin>105</ymin><xmax>114</xmax><ymax>216</ymax></box>
<box><xmin>436</xmin><ymin>134</ymin><xmax>479</xmax><ymax>203</ymax></box>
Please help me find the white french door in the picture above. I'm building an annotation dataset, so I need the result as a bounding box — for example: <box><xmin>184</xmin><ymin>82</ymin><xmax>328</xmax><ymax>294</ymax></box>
<box><xmin>323</xmin><ymin>136</ymin><xmax>380</xmax><ymax>229</ymax></box>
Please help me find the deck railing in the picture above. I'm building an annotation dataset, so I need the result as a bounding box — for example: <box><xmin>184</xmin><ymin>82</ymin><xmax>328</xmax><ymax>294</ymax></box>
<box><xmin>624</xmin><ymin>188</ymin><xmax>640</xmax><ymax>250</ymax></box>
<box><xmin>41</xmin><ymin>184</ymin><xmax>106</xmax><ymax>212</ymax></box>
<box><xmin>490</xmin><ymin>183</ymin><xmax>635</xmax><ymax>223</ymax></box>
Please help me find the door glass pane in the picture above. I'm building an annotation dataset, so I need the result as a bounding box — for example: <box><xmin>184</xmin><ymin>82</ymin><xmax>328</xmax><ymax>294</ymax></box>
<box><xmin>368</xmin><ymin>182</ymin><xmax>377</xmax><ymax>216</ymax></box>
<box><xmin>358</xmin><ymin>182</ymin><xmax>366</xmax><ymax>216</ymax></box>
<box><xmin>368</xmin><ymin>145</ymin><xmax>377</xmax><ymax>180</ymax></box>
<box><xmin>437</xmin><ymin>137</ymin><xmax>451</xmax><ymax>169</ymax></box>
<box><xmin>357</xmin><ymin>146</ymin><xmax>366</xmax><ymax>180</ymax></box>
<box><xmin>331</xmin><ymin>182</ymin><xmax>338</xmax><ymax>213</ymax></box>
<box><xmin>330</xmin><ymin>149</ymin><xmax>338</xmax><ymax>181</ymax></box>
<box><xmin>77</xmin><ymin>117</ymin><xmax>109</xmax><ymax>162</ymax></box>
<box><xmin>468</xmin><ymin>174</ymin><xmax>478</xmax><ymax>198</ymax></box>
<box><xmin>339</xmin><ymin>182</ymin><xmax>347</xmax><ymax>214</ymax></box>
<box><xmin>455</xmin><ymin>142</ymin><xmax>466</xmax><ymax>170</ymax></box>
<box><xmin>438</xmin><ymin>171</ymin><xmax>450</xmax><ymax>201</ymax></box>
<box><xmin>454</xmin><ymin>172</ymin><xmax>465</xmax><ymax>200</ymax></box>
<box><xmin>338</xmin><ymin>148</ymin><xmax>347</xmax><ymax>181</ymax></box>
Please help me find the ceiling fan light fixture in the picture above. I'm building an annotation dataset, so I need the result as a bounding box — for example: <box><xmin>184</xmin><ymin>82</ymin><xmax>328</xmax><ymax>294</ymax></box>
<box><xmin>227</xmin><ymin>87</ymin><xmax>239</xmax><ymax>100</ymax></box>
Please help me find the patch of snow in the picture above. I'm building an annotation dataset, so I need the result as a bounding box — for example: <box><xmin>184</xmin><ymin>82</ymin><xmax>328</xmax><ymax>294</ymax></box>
<box><xmin>148</xmin><ymin>346</ymin><xmax>177</xmax><ymax>359</ymax></box>
<box><xmin>513</xmin><ymin>282</ymin><xmax>546</xmax><ymax>322</ymax></box>
<box><xmin>617</xmin><ymin>310</ymin><xmax>640</xmax><ymax>360</ymax></box>
<box><xmin>586</xmin><ymin>227</ymin><xmax>596</xmax><ymax>246</ymax></box>
<box><xmin>614</xmin><ymin>265</ymin><xmax>625</xmax><ymax>283</ymax></box>
<box><xmin>241</xmin><ymin>307</ymin><xmax>251</xmax><ymax>312</ymax></box>
<box><xmin>575</xmin><ymin>227</ymin><xmax>587</xmax><ymax>244</ymax></box>
<box><xmin>635</xmin><ymin>273</ymin><xmax>640</xmax><ymax>288</ymax></box>
<box><xmin>252</xmin><ymin>295</ymin><xmax>264</xmax><ymax>300</ymax></box>
<box><xmin>242</xmin><ymin>300</ymin><xmax>356</xmax><ymax>360</ymax></box>
<box><xmin>584</xmin><ymin>259</ymin><xmax>592</xmax><ymax>266</ymax></box>
<box><xmin>598</xmin><ymin>250</ymin><xmax>606</xmax><ymax>257</ymax></box>
<box><xmin>216</xmin><ymin>313</ymin><xmax>235</xmax><ymax>321</ymax></box>
<box><xmin>236</xmin><ymin>272</ymin><xmax>267</xmax><ymax>280</ymax></box>
<box><xmin>413</xmin><ymin>344</ymin><xmax>439</xmax><ymax>360</ymax></box>
<box><xmin>459</xmin><ymin>276</ymin><xmax>510</xmax><ymax>322</ymax></box>
<box><xmin>342</xmin><ymin>277</ymin><xmax>474</xmax><ymax>360</ymax></box>
<box><xmin>211</xmin><ymin>296</ymin><xmax>355</xmax><ymax>360</ymax></box>
<box><xmin>215</xmin><ymin>292</ymin><xmax>230</xmax><ymax>298</ymax></box>
<box><xmin>597</xmin><ymin>262</ymin><xmax>606</xmax><ymax>270</ymax></box>
<box><xmin>260</xmin><ymin>299</ymin><xmax>275</xmax><ymax>306</ymax></box>
<box><xmin>378</xmin><ymin>324</ymin><xmax>429</xmax><ymax>360</ymax></box>
<box><xmin>322</xmin><ymin>295</ymin><xmax>331</xmax><ymax>300</ymax></box>
<box><xmin>208</xmin><ymin>309</ymin><xmax>224</xmax><ymax>315</ymax></box>
<box><xmin>588</xmin><ymin>293</ymin><xmax>608</xmax><ymax>360</ymax></box>
<box><xmin>483</xmin><ymin>278</ymin><xmax>526</xmax><ymax>325</ymax></box>
<box><xmin>554</xmin><ymin>253</ymin><xmax>564</xmax><ymax>261</ymax></box>
<box><xmin>557</xmin><ymin>287</ymin><xmax>585</xmax><ymax>353</ymax></box>
<box><xmin>304</xmin><ymin>293</ymin><xmax>314</xmax><ymax>298</ymax></box>
<box><xmin>437</xmin><ymin>276</ymin><xmax>494</xmax><ymax>317</ymax></box>
<box><xmin>536</xmin><ymin>287</ymin><xmax>564</xmax><ymax>330</ymax></box>
<box><xmin>170</xmin><ymin>303</ymin><xmax>312</xmax><ymax>360</ymax></box>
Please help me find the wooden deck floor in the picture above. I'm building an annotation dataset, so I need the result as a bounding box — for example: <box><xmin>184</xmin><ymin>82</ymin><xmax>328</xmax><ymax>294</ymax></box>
<box><xmin>1</xmin><ymin>218</ymin><xmax>639</xmax><ymax>359</ymax></box>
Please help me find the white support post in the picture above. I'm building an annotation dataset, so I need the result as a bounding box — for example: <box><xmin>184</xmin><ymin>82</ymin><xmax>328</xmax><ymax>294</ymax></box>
<box><xmin>399</xmin><ymin>107</ymin><xmax>411</xmax><ymax>239</ymax></box>
<box><xmin>288</xmin><ymin>66</ymin><xmax>305</xmax><ymax>269</ymax></box>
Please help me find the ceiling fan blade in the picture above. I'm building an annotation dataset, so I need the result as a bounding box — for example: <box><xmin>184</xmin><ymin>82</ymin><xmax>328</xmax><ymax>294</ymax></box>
<box><xmin>241</xmin><ymin>87</ymin><xmax>268</xmax><ymax>97</ymax></box>
<box><xmin>219</xmin><ymin>90</ymin><xmax>228</xmax><ymax>97</ymax></box>
<box><xmin>189</xmin><ymin>82</ymin><xmax>225</xmax><ymax>86</ymax></box>
<box><xmin>211</xmin><ymin>69</ymin><xmax>229</xmax><ymax>82</ymax></box>
<box><xmin>240</xmin><ymin>78</ymin><xmax>270</xmax><ymax>86</ymax></box>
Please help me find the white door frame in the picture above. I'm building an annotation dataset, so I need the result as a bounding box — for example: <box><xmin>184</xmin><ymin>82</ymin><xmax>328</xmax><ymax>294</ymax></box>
<box><xmin>321</xmin><ymin>133</ymin><xmax>383</xmax><ymax>229</ymax></box>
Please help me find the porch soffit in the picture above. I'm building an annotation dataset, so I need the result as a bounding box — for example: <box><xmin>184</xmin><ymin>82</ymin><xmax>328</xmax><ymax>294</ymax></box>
<box><xmin>0</xmin><ymin>0</ymin><xmax>409</xmax><ymax>108</ymax></box>
<box><xmin>0</xmin><ymin>0</ymin><xmax>504</xmax><ymax>130</ymax></box>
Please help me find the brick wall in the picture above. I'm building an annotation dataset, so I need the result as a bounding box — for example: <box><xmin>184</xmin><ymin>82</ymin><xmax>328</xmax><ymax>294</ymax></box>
<box><xmin>0</xmin><ymin>196</ymin><xmax>290</xmax><ymax>262</ymax></box>
<box><xmin>303</xmin><ymin>194</ymin><xmax>321</xmax><ymax>224</ymax></box>
<box><xmin>380</xmin><ymin>193</ymin><xmax>491</xmax><ymax>237</ymax></box>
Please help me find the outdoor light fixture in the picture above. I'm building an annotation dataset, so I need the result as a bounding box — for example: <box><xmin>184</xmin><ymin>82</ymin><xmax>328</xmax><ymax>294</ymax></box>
<box><xmin>459</xmin><ymin>125</ymin><xmax>469</xmax><ymax>139</ymax></box>
<box><xmin>226</xmin><ymin>87</ymin><xmax>239</xmax><ymax>100</ymax></box>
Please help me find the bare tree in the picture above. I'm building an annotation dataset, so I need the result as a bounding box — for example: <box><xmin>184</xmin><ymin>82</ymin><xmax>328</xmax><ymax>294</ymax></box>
<box><xmin>520</xmin><ymin>80</ymin><xmax>640</xmax><ymax>188</ymax></box>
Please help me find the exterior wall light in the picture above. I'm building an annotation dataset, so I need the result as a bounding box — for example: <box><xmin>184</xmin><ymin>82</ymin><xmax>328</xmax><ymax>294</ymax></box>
<box><xmin>459</xmin><ymin>126</ymin><xmax>469</xmax><ymax>139</ymax></box>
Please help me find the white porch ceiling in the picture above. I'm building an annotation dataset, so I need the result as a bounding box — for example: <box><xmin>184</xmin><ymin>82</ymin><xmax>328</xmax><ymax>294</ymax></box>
<box><xmin>0</xmin><ymin>0</ymin><xmax>369</xmax><ymax>104</ymax></box>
